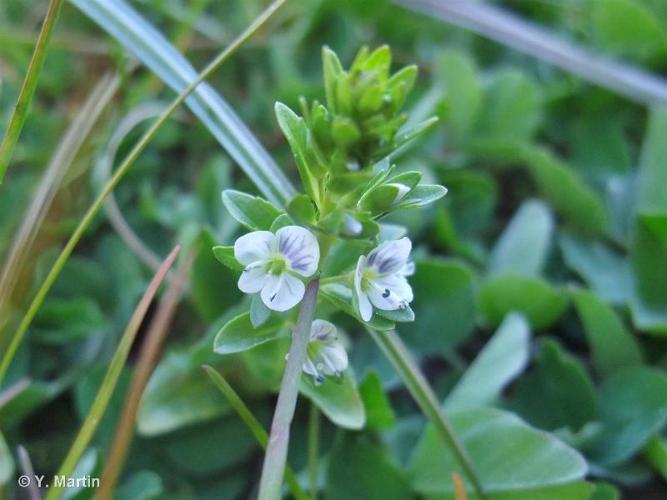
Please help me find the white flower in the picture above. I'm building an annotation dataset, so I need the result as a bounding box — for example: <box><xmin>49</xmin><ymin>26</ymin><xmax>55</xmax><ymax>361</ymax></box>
<box><xmin>354</xmin><ymin>237</ymin><xmax>414</xmax><ymax>322</ymax></box>
<box><xmin>303</xmin><ymin>320</ymin><xmax>348</xmax><ymax>384</ymax></box>
<box><xmin>234</xmin><ymin>225</ymin><xmax>319</xmax><ymax>311</ymax></box>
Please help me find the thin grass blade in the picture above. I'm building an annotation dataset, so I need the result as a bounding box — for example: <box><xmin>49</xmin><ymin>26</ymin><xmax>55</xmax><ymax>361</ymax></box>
<box><xmin>44</xmin><ymin>245</ymin><xmax>180</xmax><ymax>500</ymax></box>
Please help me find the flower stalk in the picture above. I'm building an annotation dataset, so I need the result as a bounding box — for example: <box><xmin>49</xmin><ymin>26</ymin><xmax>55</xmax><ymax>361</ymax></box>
<box><xmin>258</xmin><ymin>278</ymin><xmax>320</xmax><ymax>500</ymax></box>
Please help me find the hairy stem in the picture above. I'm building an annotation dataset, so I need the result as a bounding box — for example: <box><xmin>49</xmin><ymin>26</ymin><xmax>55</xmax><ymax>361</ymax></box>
<box><xmin>258</xmin><ymin>279</ymin><xmax>320</xmax><ymax>500</ymax></box>
<box><xmin>367</xmin><ymin>328</ymin><xmax>486</xmax><ymax>499</ymax></box>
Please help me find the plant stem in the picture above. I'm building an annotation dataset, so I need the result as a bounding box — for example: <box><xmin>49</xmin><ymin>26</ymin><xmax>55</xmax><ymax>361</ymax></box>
<box><xmin>367</xmin><ymin>328</ymin><xmax>486</xmax><ymax>499</ymax></box>
<box><xmin>202</xmin><ymin>366</ymin><xmax>310</xmax><ymax>500</ymax></box>
<box><xmin>0</xmin><ymin>0</ymin><xmax>65</xmax><ymax>184</ymax></box>
<box><xmin>0</xmin><ymin>0</ymin><xmax>286</xmax><ymax>387</ymax></box>
<box><xmin>45</xmin><ymin>245</ymin><xmax>180</xmax><ymax>500</ymax></box>
<box><xmin>308</xmin><ymin>402</ymin><xmax>320</xmax><ymax>500</ymax></box>
<box><xmin>258</xmin><ymin>279</ymin><xmax>320</xmax><ymax>500</ymax></box>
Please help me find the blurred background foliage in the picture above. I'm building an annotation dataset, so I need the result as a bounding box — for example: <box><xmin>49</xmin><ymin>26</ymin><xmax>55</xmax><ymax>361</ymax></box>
<box><xmin>1</xmin><ymin>0</ymin><xmax>667</xmax><ymax>498</ymax></box>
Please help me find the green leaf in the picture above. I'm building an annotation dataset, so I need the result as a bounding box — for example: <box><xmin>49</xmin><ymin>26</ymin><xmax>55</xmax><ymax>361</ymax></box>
<box><xmin>438</xmin><ymin>50</ymin><xmax>481</xmax><ymax>143</ymax></box>
<box><xmin>476</xmin><ymin>69</ymin><xmax>542</xmax><ymax>144</ymax></box>
<box><xmin>589</xmin><ymin>367</ymin><xmax>667</xmax><ymax>465</ymax></box>
<box><xmin>116</xmin><ymin>471</ymin><xmax>163</xmax><ymax>500</ymax></box>
<box><xmin>221</xmin><ymin>189</ymin><xmax>282</xmax><ymax>231</ymax></box>
<box><xmin>395</xmin><ymin>184</ymin><xmax>448</xmax><ymax>209</ymax></box>
<box><xmin>286</xmin><ymin>193</ymin><xmax>318</xmax><ymax>226</ymax></box>
<box><xmin>249</xmin><ymin>294</ymin><xmax>272</xmax><ymax>328</ymax></box>
<box><xmin>138</xmin><ymin>351</ymin><xmax>230</xmax><ymax>435</ymax></box>
<box><xmin>521</xmin><ymin>147</ymin><xmax>607</xmax><ymax>236</ymax></box>
<box><xmin>0</xmin><ymin>432</ymin><xmax>14</xmax><ymax>486</ymax></box>
<box><xmin>214</xmin><ymin>312</ymin><xmax>288</xmax><ymax>355</ymax></box>
<box><xmin>512</xmin><ymin>340</ymin><xmax>596</xmax><ymax>431</ymax></box>
<box><xmin>212</xmin><ymin>245</ymin><xmax>244</xmax><ymax>272</ymax></box>
<box><xmin>445</xmin><ymin>313</ymin><xmax>530</xmax><ymax>410</ymax></box>
<box><xmin>320</xmin><ymin>283</ymin><xmax>395</xmax><ymax>331</ymax></box>
<box><xmin>301</xmin><ymin>371</ymin><xmax>365</xmax><ymax>430</ymax></box>
<box><xmin>402</xmin><ymin>259</ymin><xmax>477</xmax><ymax>353</ymax></box>
<box><xmin>359</xmin><ymin>371</ymin><xmax>396</xmax><ymax>429</ymax></box>
<box><xmin>559</xmin><ymin>233</ymin><xmax>632</xmax><ymax>305</ymax></box>
<box><xmin>326</xmin><ymin>434</ymin><xmax>412</xmax><ymax>500</ymax></box>
<box><xmin>573</xmin><ymin>290</ymin><xmax>642</xmax><ymax>376</ymax></box>
<box><xmin>322</xmin><ymin>46</ymin><xmax>344</xmax><ymax>114</ymax></box>
<box><xmin>592</xmin><ymin>0</ymin><xmax>667</xmax><ymax>61</ymax></box>
<box><xmin>487</xmin><ymin>200</ymin><xmax>553</xmax><ymax>277</ymax></box>
<box><xmin>637</xmin><ymin>108</ymin><xmax>667</xmax><ymax>217</ymax></box>
<box><xmin>427</xmin><ymin>482</ymin><xmax>594</xmax><ymax>500</ymax></box>
<box><xmin>630</xmin><ymin>216</ymin><xmax>667</xmax><ymax>334</ymax></box>
<box><xmin>409</xmin><ymin>407</ymin><xmax>588</xmax><ymax>495</ymax></box>
<box><xmin>375</xmin><ymin>304</ymin><xmax>415</xmax><ymax>323</ymax></box>
<box><xmin>275</xmin><ymin>102</ymin><xmax>321</xmax><ymax>203</ymax></box>
<box><xmin>479</xmin><ymin>273</ymin><xmax>568</xmax><ymax>329</ymax></box>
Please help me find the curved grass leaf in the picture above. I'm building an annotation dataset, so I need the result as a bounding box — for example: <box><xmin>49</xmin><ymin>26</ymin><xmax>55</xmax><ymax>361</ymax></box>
<box><xmin>71</xmin><ymin>0</ymin><xmax>296</xmax><ymax>207</ymax></box>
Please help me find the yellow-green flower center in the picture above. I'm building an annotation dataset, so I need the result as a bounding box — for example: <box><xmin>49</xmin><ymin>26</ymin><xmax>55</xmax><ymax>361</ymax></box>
<box><xmin>267</xmin><ymin>255</ymin><xmax>288</xmax><ymax>275</ymax></box>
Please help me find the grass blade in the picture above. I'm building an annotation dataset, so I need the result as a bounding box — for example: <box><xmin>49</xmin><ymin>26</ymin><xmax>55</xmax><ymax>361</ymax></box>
<box><xmin>0</xmin><ymin>73</ymin><xmax>119</xmax><ymax>341</ymax></box>
<box><xmin>367</xmin><ymin>328</ymin><xmax>486</xmax><ymax>499</ymax></box>
<box><xmin>44</xmin><ymin>245</ymin><xmax>180</xmax><ymax>500</ymax></box>
<box><xmin>0</xmin><ymin>0</ymin><xmax>65</xmax><ymax>183</ymax></box>
<box><xmin>202</xmin><ymin>365</ymin><xmax>310</xmax><ymax>500</ymax></box>
<box><xmin>98</xmin><ymin>255</ymin><xmax>191</xmax><ymax>499</ymax></box>
<box><xmin>71</xmin><ymin>0</ymin><xmax>297</xmax><ymax>206</ymax></box>
<box><xmin>0</xmin><ymin>0</ymin><xmax>286</xmax><ymax>387</ymax></box>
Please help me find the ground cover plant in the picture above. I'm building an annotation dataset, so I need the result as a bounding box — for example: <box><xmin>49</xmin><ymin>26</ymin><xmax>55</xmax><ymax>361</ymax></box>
<box><xmin>0</xmin><ymin>0</ymin><xmax>666</xmax><ymax>499</ymax></box>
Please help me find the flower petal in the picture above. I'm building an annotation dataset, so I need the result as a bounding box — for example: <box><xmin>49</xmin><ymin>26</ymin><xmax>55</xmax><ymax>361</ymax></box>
<box><xmin>366</xmin><ymin>237</ymin><xmax>412</xmax><ymax>275</ymax></box>
<box><xmin>238</xmin><ymin>266</ymin><xmax>267</xmax><ymax>294</ymax></box>
<box><xmin>319</xmin><ymin>344</ymin><xmax>348</xmax><ymax>375</ymax></box>
<box><xmin>260</xmin><ymin>273</ymin><xmax>305</xmax><ymax>311</ymax></box>
<box><xmin>234</xmin><ymin>231</ymin><xmax>275</xmax><ymax>265</ymax></box>
<box><xmin>310</xmin><ymin>319</ymin><xmax>337</xmax><ymax>342</ymax></box>
<box><xmin>276</xmin><ymin>226</ymin><xmax>320</xmax><ymax>277</ymax></box>
<box><xmin>367</xmin><ymin>274</ymin><xmax>413</xmax><ymax>311</ymax></box>
<box><xmin>354</xmin><ymin>255</ymin><xmax>374</xmax><ymax>321</ymax></box>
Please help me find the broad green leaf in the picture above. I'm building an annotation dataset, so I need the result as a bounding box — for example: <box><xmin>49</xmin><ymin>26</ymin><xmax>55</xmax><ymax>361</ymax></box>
<box><xmin>479</xmin><ymin>273</ymin><xmax>568</xmax><ymax>329</ymax></box>
<box><xmin>426</xmin><ymin>481</ymin><xmax>594</xmax><ymax>500</ymax></box>
<box><xmin>375</xmin><ymin>304</ymin><xmax>415</xmax><ymax>323</ymax></box>
<box><xmin>409</xmin><ymin>407</ymin><xmax>588</xmax><ymax>495</ymax></box>
<box><xmin>476</xmin><ymin>70</ymin><xmax>542</xmax><ymax>143</ymax></box>
<box><xmin>301</xmin><ymin>371</ymin><xmax>366</xmax><ymax>430</ymax></box>
<box><xmin>592</xmin><ymin>0</ymin><xmax>667</xmax><ymax>61</ymax></box>
<box><xmin>559</xmin><ymin>233</ymin><xmax>632</xmax><ymax>305</ymax></box>
<box><xmin>438</xmin><ymin>50</ymin><xmax>481</xmax><ymax>143</ymax></box>
<box><xmin>322</xmin><ymin>46</ymin><xmax>344</xmax><ymax>113</ymax></box>
<box><xmin>402</xmin><ymin>259</ymin><xmax>476</xmax><ymax>353</ymax></box>
<box><xmin>359</xmin><ymin>371</ymin><xmax>396</xmax><ymax>429</ymax></box>
<box><xmin>487</xmin><ymin>200</ymin><xmax>553</xmax><ymax>277</ymax></box>
<box><xmin>214</xmin><ymin>312</ymin><xmax>288</xmax><ymax>355</ymax></box>
<box><xmin>589</xmin><ymin>482</ymin><xmax>620</xmax><ymax>500</ymax></box>
<box><xmin>286</xmin><ymin>193</ymin><xmax>318</xmax><ymax>226</ymax></box>
<box><xmin>212</xmin><ymin>245</ymin><xmax>244</xmax><ymax>272</ymax></box>
<box><xmin>33</xmin><ymin>297</ymin><xmax>105</xmax><ymax>343</ymax></box>
<box><xmin>630</xmin><ymin>216</ymin><xmax>667</xmax><ymax>334</ymax></box>
<box><xmin>249</xmin><ymin>294</ymin><xmax>271</xmax><ymax>328</ymax></box>
<box><xmin>573</xmin><ymin>290</ymin><xmax>642</xmax><ymax>375</ymax></box>
<box><xmin>164</xmin><ymin>416</ymin><xmax>256</xmax><ymax>474</ymax></box>
<box><xmin>138</xmin><ymin>351</ymin><xmax>230</xmax><ymax>436</ymax></box>
<box><xmin>117</xmin><ymin>471</ymin><xmax>163</xmax><ymax>500</ymax></box>
<box><xmin>637</xmin><ymin>108</ymin><xmax>667</xmax><ymax>217</ymax></box>
<box><xmin>589</xmin><ymin>367</ymin><xmax>667</xmax><ymax>465</ymax></box>
<box><xmin>512</xmin><ymin>340</ymin><xmax>596</xmax><ymax>431</ymax></box>
<box><xmin>221</xmin><ymin>189</ymin><xmax>282</xmax><ymax>231</ymax></box>
<box><xmin>0</xmin><ymin>432</ymin><xmax>13</xmax><ymax>486</ymax></box>
<box><xmin>644</xmin><ymin>436</ymin><xmax>667</xmax><ymax>481</ymax></box>
<box><xmin>521</xmin><ymin>147</ymin><xmax>607</xmax><ymax>236</ymax></box>
<box><xmin>395</xmin><ymin>184</ymin><xmax>448</xmax><ymax>209</ymax></box>
<box><xmin>445</xmin><ymin>313</ymin><xmax>530</xmax><ymax>410</ymax></box>
<box><xmin>191</xmin><ymin>230</ymin><xmax>242</xmax><ymax>321</ymax></box>
<box><xmin>326</xmin><ymin>434</ymin><xmax>412</xmax><ymax>500</ymax></box>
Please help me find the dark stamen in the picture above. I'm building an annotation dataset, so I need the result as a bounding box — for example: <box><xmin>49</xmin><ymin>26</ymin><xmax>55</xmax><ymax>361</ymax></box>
<box><xmin>382</xmin><ymin>288</ymin><xmax>391</xmax><ymax>298</ymax></box>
